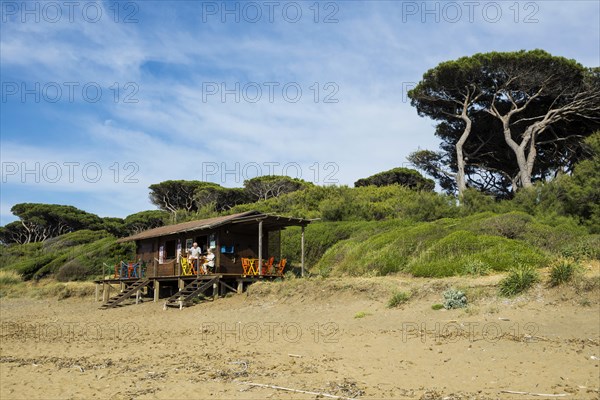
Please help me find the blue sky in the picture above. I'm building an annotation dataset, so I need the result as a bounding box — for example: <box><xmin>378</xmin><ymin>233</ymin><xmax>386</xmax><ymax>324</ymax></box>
<box><xmin>1</xmin><ymin>0</ymin><xmax>599</xmax><ymax>224</ymax></box>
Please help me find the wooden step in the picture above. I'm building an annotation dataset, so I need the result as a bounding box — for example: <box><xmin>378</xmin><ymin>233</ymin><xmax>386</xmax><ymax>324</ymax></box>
<box><xmin>164</xmin><ymin>277</ymin><xmax>219</xmax><ymax>309</ymax></box>
<box><xmin>99</xmin><ymin>279</ymin><xmax>151</xmax><ymax>309</ymax></box>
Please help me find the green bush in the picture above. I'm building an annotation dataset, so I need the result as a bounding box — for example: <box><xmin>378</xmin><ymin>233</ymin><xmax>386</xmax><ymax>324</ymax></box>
<box><xmin>560</xmin><ymin>235</ymin><xmax>600</xmax><ymax>260</ymax></box>
<box><xmin>549</xmin><ymin>258</ymin><xmax>580</xmax><ymax>287</ymax></box>
<box><xmin>0</xmin><ymin>242</ymin><xmax>43</xmax><ymax>269</ymax></box>
<box><xmin>476</xmin><ymin>211</ymin><xmax>534</xmax><ymax>239</ymax></box>
<box><xmin>499</xmin><ymin>264</ymin><xmax>540</xmax><ymax>296</ymax></box>
<box><xmin>408</xmin><ymin>230</ymin><xmax>547</xmax><ymax>277</ymax></box>
<box><xmin>56</xmin><ymin>261</ymin><xmax>89</xmax><ymax>282</ymax></box>
<box><xmin>314</xmin><ymin>219</ymin><xmax>449</xmax><ymax>276</ymax></box>
<box><xmin>387</xmin><ymin>291</ymin><xmax>411</xmax><ymax>308</ymax></box>
<box><xmin>1</xmin><ymin>230</ymin><xmax>135</xmax><ymax>281</ymax></box>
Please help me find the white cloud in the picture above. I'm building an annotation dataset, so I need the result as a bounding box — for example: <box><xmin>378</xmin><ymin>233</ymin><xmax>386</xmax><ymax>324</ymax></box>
<box><xmin>1</xmin><ymin>0</ymin><xmax>598</xmax><ymax>223</ymax></box>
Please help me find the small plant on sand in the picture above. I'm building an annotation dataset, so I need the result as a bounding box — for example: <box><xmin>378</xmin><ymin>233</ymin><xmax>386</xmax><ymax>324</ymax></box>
<box><xmin>431</xmin><ymin>303</ymin><xmax>444</xmax><ymax>310</ymax></box>
<box><xmin>443</xmin><ymin>288</ymin><xmax>467</xmax><ymax>309</ymax></box>
<box><xmin>463</xmin><ymin>259</ymin><xmax>491</xmax><ymax>276</ymax></box>
<box><xmin>354</xmin><ymin>311</ymin><xmax>371</xmax><ymax>319</ymax></box>
<box><xmin>549</xmin><ymin>258</ymin><xmax>580</xmax><ymax>287</ymax></box>
<box><xmin>499</xmin><ymin>264</ymin><xmax>539</xmax><ymax>296</ymax></box>
<box><xmin>387</xmin><ymin>291</ymin><xmax>411</xmax><ymax>308</ymax></box>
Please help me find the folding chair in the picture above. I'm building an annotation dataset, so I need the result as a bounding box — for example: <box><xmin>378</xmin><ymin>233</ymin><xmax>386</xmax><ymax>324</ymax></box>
<box><xmin>262</xmin><ymin>256</ymin><xmax>275</xmax><ymax>275</ymax></box>
<box><xmin>276</xmin><ymin>258</ymin><xmax>287</xmax><ymax>276</ymax></box>
<box><xmin>241</xmin><ymin>258</ymin><xmax>251</xmax><ymax>275</ymax></box>
<box><xmin>181</xmin><ymin>257</ymin><xmax>192</xmax><ymax>275</ymax></box>
<box><xmin>128</xmin><ymin>262</ymin><xmax>139</xmax><ymax>278</ymax></box>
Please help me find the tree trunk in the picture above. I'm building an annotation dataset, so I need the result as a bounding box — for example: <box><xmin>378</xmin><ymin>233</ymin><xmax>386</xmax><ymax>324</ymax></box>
<box><xmin>498</xmin><ymin>115</ymin><xmax>533</xmax><ymax>189</ymax></box>
<box><xmin>456</xmin><ymin>109</ymin><xmax>473</xmax><ymax>197</ymax></box>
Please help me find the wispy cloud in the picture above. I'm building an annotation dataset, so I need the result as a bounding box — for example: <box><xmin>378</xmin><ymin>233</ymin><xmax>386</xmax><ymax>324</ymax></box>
<box><xmin>1</xmin><ymin>0</ymin><xmax>598</xmax><ymax>224</ymax></box>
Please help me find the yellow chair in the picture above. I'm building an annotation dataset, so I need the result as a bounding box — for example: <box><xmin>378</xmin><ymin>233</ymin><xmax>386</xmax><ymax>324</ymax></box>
<box><xmin>241</xmin><ymin>258</ymin><xmax>259</xmax><ymax>275</ymax></box>
<box><xmin>181</xmin><ymin>257</ymin><xmax>192</xmax><ymax>275</ymax></box>
<box><xmin>241</xmin><ymin>258</ymin><xmax>251</xmax><ymax>275</ymax></box>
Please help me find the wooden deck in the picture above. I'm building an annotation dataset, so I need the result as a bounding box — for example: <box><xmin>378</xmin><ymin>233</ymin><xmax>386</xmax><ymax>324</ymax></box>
<box><xmin>94</xmin><ymin>273</ymin><xmax>281</xmax><ymax>310</ymax></box>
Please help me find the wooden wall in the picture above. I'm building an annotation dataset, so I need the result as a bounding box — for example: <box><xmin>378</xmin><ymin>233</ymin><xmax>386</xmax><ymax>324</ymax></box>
<box><xmin>135</xmin><ymin>225</ymin><xmax>276</xmax><ymax>275</ymax></box>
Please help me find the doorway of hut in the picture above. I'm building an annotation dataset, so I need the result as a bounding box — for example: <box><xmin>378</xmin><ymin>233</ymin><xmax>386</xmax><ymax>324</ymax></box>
<box><xmin>184</xmin><ymin>234</ymin><xmax>209</xmax><ymax>253</ymax></box>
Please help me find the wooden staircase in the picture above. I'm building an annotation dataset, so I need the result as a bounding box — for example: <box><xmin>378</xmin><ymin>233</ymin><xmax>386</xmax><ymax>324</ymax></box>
<box><xmin>164</xmin><ymin>276</ymin><xmax>220</xmax><ymax>309</ymax></box>
<box><xmin>99</xmin><ymin>279</ymin><xmax>151</xmax><ymax>310</ymax></box>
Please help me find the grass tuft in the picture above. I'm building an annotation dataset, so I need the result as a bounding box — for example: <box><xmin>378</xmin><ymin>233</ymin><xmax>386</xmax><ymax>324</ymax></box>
<box><xmin>387</xmin><ymin>291</ymin><xmax>411</xmax><ymax>308</ymax></box>
<box><xmin>0</xmin><ymin>270</ymin><xmax>23</xmax><ymax>285</ymax></box>
<box><xmin>549</xmin><ymin>258</ymin><xmax>580</xmax><ymax>287</ymax></box>
<box><xmin>499</xmin><ymin>264</ymin><xmax>539</xmax><ymax>296</ymax></box>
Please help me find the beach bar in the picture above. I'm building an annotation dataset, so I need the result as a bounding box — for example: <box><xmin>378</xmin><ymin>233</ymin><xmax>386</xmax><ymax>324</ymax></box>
<box><xmin>95</xmin><ymin>211</ymin><xmax>311</xmax><ymax>309</ymax></box>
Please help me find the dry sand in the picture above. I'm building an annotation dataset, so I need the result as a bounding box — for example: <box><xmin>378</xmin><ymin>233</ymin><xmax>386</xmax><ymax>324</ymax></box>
<box><xmin>1</xmin><ymin>274</ymin><xmax>599</xmax><ymax>400</ymax></box>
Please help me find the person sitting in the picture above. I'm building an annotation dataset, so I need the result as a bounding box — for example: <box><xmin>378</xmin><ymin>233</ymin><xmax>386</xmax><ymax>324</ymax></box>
<box><xmin>187</xmin><ymin>242</ymin><xmax>202</xmax><ymax>272</ymax></box>
<box><xmin>202</xmin><ymin>247</ymin><xmax>215</xmax><ymax>274</ymax></box>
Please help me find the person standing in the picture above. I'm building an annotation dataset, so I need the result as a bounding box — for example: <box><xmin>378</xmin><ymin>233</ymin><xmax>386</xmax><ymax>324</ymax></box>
<box><xmin>188</xmin><ymin>242</ymin><xmax>201</xmax><ymax>272</ymax></box>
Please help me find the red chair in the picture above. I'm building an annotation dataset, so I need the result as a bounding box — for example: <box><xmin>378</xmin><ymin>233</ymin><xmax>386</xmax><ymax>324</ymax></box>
<box><xmin>262</xmin><ymin>256</ymin><xmax>275</xmax><ymax>275</ymax></box>
<box><xmin>276</xmin><ymin>258</ymin><xmax>287</xmax><ymax>276</ymax></box>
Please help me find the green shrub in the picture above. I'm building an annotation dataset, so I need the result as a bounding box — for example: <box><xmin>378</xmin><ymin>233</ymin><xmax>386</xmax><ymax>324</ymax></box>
<box><xmin>56</xmin><ymin>261</ymin><xmax>89</xmax><ymax>282</ymax></box>
<box><xmin>499</xmin><ymin>264</ymin><xmax>540</xmax><ymax>296</ymax></box>
<box><xmin>560</xmin><ymin>235</ymin><xmax>600</xmax><ymax>260</ymax></box>
<box><xmin>9</xmin><ymin>253</ymin><xmax>56</xmax><ymax>280</ymax></box>
<box><xmin>408</xmin><ymin>230</ymin><xmax>547</xmax><ymax>277</ymax></box>
<box><xmin>476</xmin><ymin>211</ymin><xmax>533</xmax><ymax>239</ymax></box>
<box><xmin>1</xmin><ymin>230</ymin><xmax>135</xmax><ymax>281</ymax></box>
<box><xmin>443</xmin><ymin>288</ymin><xmax>467</xmax><ymax>309</ymax></box>
<box><xmin>431</xmin><ymin>303</ymin><xmax>444</xmax><ymax>310</ymax></box>
<box><xmin>387</xmin><ymin>291</ymin><xmax>411</xmax><ymax>308</ymax></box>
<box><xmin>549</xmin><ymin>258</ymin><xmax>580</xmax><ymax>287</ymax></box>
<box><xmin>0</xmin><ymin>242</ymin><xmax>43</xmax><ymax>269</ymax></box>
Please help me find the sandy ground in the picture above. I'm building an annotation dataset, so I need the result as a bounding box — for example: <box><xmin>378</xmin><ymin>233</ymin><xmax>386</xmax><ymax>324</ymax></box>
<box><xmin>1</xmin><ymin>275</ymin><xmax>599</xmax><ymax>400</ymax></box>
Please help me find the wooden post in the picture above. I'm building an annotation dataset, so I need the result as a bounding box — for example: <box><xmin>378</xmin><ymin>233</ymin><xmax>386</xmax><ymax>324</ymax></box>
<box><xmin>120</xmin><ymin>281</ymin><xmax>125</xmax><ymax>292</ymax></box>
<box><xmin>102</xmin><ymin>282</ymin><xmax>109</xmax><ymax>303</ymax></box>
<box><xmin>215</xmin><ymin>230</ymin><xmax>220</xmax><ymax>273</ymax></box>
<box><xmin>95</xmin><ymin>283</ymin><xmax>100</xmax><ymax>302</ymax></box>
<box><xmin>258</xmin><ymin>220</ymin><xmax>263</xmax><ymax>275</ymax></box>
<box><xmin>279</xmin><ymin>229</ymin><xmax>282</xmax><ymax>261</ymax></box>
<box><xmin>301</xmin><ymin>225</ymin><xmax>305</xmax><ymax>277</ymax></box>
<box><xmin>154</xmin><ymin>280</ymin><xmax>160</xmax><ymax>302</ymax></box>
<box><xmin>178</xmin><ymin>278</ymin><xmax>184</xmax><ymax>290</ymax></box>
<box><xmin>153</xmin><ymin>258</ymin><xmax>157</xmax><ymax>278</ymax></box>
<box><xmin>237</xmin><ymin>280</ymin><xmax>243</xmax><ymax>294</ymax></box>
<box><xmin>213</xmin><ymin>281</ymin><xmax>218</xmax><ymax>300</ymax></box>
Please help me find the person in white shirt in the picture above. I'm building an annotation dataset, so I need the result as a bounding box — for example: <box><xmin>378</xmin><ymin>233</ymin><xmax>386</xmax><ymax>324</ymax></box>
<box><xmin>187</xmin><ymin>242</ymin><xmax>202</xmax><ymax>271</ymax></box>
<box><xmin>202</xmin><ymin>247</ymin><xmax>215</xmax><ymax>274</ymax></box>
